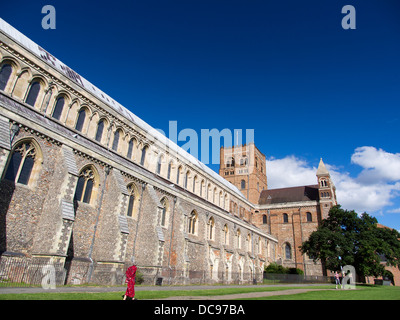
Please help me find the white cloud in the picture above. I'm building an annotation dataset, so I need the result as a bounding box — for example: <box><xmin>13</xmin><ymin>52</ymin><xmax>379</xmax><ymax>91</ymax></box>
<box><xmin>266</xmin><ymin>147</ymin><xmax>400</xmax><ymax>215</ymax></box>
<box><xmin>387</xmin><ymin>208</ymin><xmax>400</xmax><ymax>214</ymax></box>
<box><xmin>351</xmin><ymin>146</ymin><xmax>400</xmax><ymax>183</ymax></box>
<box><xmin>266</xmin><ymin>156</ymin><xmax>317</xmax><ymax>189</ymax></box>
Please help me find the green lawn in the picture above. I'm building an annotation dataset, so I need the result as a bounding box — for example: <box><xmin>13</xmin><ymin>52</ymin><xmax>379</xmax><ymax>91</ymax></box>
<box><xmin>243</xmin><ymin>285</ymin><xmax>400</xmax><ymax>300</ymax></box>
<box><xmin>0</xmin><ymin>284</ymin><xmax>399</xmax><ymax>300</ymax></box>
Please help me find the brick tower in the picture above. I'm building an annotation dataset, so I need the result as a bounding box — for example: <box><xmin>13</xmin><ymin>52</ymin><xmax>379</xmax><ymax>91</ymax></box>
<box><xmin>219</xmin><ymin>143</ymin><xmax>268</xmax><ymax>204</ymax></box>
<box><xmin>316</xmin><ymin>158</ymin><xmax>337</xmax><ymax>220</ymax></box>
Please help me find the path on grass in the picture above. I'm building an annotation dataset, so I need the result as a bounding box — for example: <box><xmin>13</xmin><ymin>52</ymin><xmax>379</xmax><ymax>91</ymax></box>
<box><xmin>160</xmin><ymin>288</ymin><xmax>332</xmax><ymax>300</ymax></box>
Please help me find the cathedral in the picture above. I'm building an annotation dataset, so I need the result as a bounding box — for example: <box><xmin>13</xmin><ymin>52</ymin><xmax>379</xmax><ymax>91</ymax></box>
<box><xmin>0</xmin><ymin>18</ymin><xmax>336</xmax><ymax>285</ymax></box>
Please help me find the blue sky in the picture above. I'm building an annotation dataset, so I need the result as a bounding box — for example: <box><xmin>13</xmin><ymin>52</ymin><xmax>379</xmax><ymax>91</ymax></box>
<box><xmin>2</xmin><ymin>0</ymin><xmax>400</xmax><ymax>230</ymax></box>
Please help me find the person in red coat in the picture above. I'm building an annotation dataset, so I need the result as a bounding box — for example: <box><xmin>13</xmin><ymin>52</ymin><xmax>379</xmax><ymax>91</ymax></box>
<box><xmin>123</xmin><ymin>262</ymin><xmax>137</xmax><ymax>300</ymax></box>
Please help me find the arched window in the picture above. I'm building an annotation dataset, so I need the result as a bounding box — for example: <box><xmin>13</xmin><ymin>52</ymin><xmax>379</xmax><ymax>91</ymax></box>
<box><xmin>240</xmin><ymin>179</ymin><xmax>246</xmax><ymax>190</ymax></box>
<box><xmin>126</xmin><ymin>183</ymin><xmax>139</xmax><ymax>218</ymax></box>
<box><xmin>127</xmin><ymin>139</ymin><xmax>136</xmax><ymax>159</ymax></box>
<box><xmin>306</xmin><ymin>212</ymin><xmax>312</xmax><ymax>222</ymax></box>
<box><xmin>208</xmin><ymin>217</ymin><xmax>215</xmax><ymax>240</ymax></box>
<box><xmin>176</xmin><ymin>166</ymin><xmax>182</xmax><ymax>185</ymax></box>
<box><xmin>247</xmin><ymin>234</ymin><xmax>251</xmax><ymax>252</ymax></box>
<box><xmin>262</xmin><ymin>214</ymin><xmax>268</xmax><ymax>224</ymax></box>
<box><xmin>285</xmin><ymin>243</ymin><xmax>292</xmax><ymax>260</ymax></box>
<box><xmin>127</xmin><ymin>189</ymin><xmax>135</xmax><ymax>217</ymax></box>
<box><xmin>188</xmin><ymin>211</ymin><xmax>197</xmax><ymax>235</ymax></box>
<box><xmin>184</xmin><ymin>171</ymin><xmax>189</xmax><ymax>189</ymax></box>
<box><xmin>167</xmin><ymin>161</ymin><xmax>172</xmax><ymax>180</ymax></box>
<box><xmin>236</xmin><ymin>229</ymin><xmax>241</xmax><ymax>248</ymax></box>
<box><xmin>25</xmin><ymin>81</ymin><xmax>41</xmax><ymax>107</ymax></box>
<box><xmin>75</xmin><ymin>109</ymin><xmax>86</xmax><ymax>132</ymax></box>
<box><xmin>160</xmin><ymin>198</ymin><xmax>168</xmax><ymax>227</ymax></box>
<box><xmin>224</xmin><ymin>224</ymin><xmax>229</xmax><ymax>245</ymax></box>
<box><xmin>156</xmin><ymin>156</ymin><xmax>163</xmax><ymax>175</ymax></box>
<box><xmin>140</xmin><ymin>146</ymin><xmax>147</xmax><ymax>166</ymax></box>
<box><xmin>74</xmin><ymin>167</ymin><xmax>95</xmax><ymax>204</ymax></box>
<box><xmin>112</xmin><ymin>129</ymin><xmax>120</xmax><ymax>151</ymax></box>
<box><xmin>283</xmin><ymin>213</ymin><xmax>289</xmax><ymax>223</ymax></box>
<box><xmin>4</xmin><ymin>141</ymin><xmax>38</xmax><ymax>185</ymax></box>
<box><xmin>95</xmin><ymin>120</ymin><xmax>105</xmax><ymax>142</ymax></box>
<box><xmin>0</xmin><ymin>64</ymin><xmax>12</xmax><ymax>91</ymax></box>
<box><xmin>52</xmin><ymin>96</ymin><xmax>65</xmax><ymax>120</ymax></box>
<box><xmin>193</xmin><ymin>176</ymin><xmax>197</xmax><ymax>193</ymax></box>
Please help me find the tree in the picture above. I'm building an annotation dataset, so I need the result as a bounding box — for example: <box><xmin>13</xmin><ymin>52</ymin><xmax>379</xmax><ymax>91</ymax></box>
<box><xmin>300</xmin><ymin>205</ymin><xmax>400</xmax><ymax>280</ymax></box>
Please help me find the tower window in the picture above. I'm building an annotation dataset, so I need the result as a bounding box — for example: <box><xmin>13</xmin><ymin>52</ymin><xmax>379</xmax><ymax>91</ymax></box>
<box><xmin>240</xmin><ymin>179</ymin><xmax>246</xmax><ymax>190</ymax></box>
<box><xmin>306</xmin><ymin>212</ymin><xmax>312</xmax><ymax>222</ymax></box>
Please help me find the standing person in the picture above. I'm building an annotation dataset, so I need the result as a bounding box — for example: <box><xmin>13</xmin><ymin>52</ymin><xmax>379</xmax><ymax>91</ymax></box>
<box><xmin>123</xmin><ymin>261</ymin><xmax>137</xmax><ymax>300</ymax></box>
<box><xmin>334</xmin><ymin>271</ymin><xmax>341</xmax><ymax>289</ymax></box>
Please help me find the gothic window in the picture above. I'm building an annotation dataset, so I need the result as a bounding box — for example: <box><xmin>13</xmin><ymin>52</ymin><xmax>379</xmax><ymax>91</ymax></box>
<box><xmin>160</xmin><ymin>198</ymin><xmax>168</xmax><ymax>227</ymax></box>
<box><xmin>140</xmin><ymin>146</ymin><xmax>148</xmax><ymax>166</ymax></box>
<box><xmin>167</xmin><ymin>161</ymin><xmax>172</xmax><ymax>180</ymax></box>
<box><xmin>240</xmin><ymin>179</ymin><xmax>246</xmax><ymax>190</ymax></box>
<box><xmin>25</xmin><ymin>81</ymin><xmax>41</xmax><ymax>107</ymax></box>
<box><xmin>223</xmin><ymin>224</ymin><xmax>229</xmax><ymax>245</ymax></box>
<box><xmin>306</xmin><ymin>212</ymin><xmax>312</xmax><ymax>222</ymax></box>
<box><xmin>75</xmin><ymin>109</ymin><xmax>86</xmax><ymax>132</ymax></box>
<box><xmin>0</xmin><ymin>64</ymin><xmax>12</xmax><ymax>91</ymax></box>
<box><xmin>188</xmin><ymin>210</ymin><xmax>197</xmax><ymax>235</ymax></box>
<box><xmin>95</xmin><ymin>120</ymin><xmax>105</xmax><ymax>142</ymax></box>
<box><xmin>52</xmin><ymin>96</ymin><xmax>65</xmax><ymax>120</ymax></box>
<box><xmin>74</xmin><ymin>168</ymin><xmax>95</xmax><ymax>204</ymax></box>
<box><xmin>236</xmin><ymin>229</ymin><xmax>241</xmax><ymax>248</ymax></box>
<box><xmin>4</xmin><ymin>141</ymin><xmax>38</xmax><ymax>185</ymax></box>
<box><xmin>112</xmin><ymin>129</ymin><xmax>120</xmax><ymax>151</ymax></box>
<box><xmin>127</xmin><ymin>190</ymin><xmax>135</xmax><ymax>217</ymax></box>
<box><xmin>156</xmin><ymin>156</ymin><xmax>163</xmax><ymax>175</ymax></box>
<box><xmin>246</xmin><ymin>234</ymin><xmax>251</xmax><ymax>252</ymax></box>
<box><xmin>285</xmin><ymin>243</ymin><xmax>292</xmax><ymax>259</ymax></box>
<box><xmin>126</xmin><ymin>183</ymin><xmax>139</xmax><ymax>218</ymax></box>
<box><xmin>176</xmin><ymin>166</ymin><xmax>182</xmax><ymax>185</ymax></box>
<box><xmin>208</xmin><ymin>217</ymin><xmax>215</xmax><ymax>240</ymax></box>
<box><xmin>283</xmin><ymin>213</ymin><xmax>289</xmax><ymax>223</ymax></box>
<box><xmin>193</xmin><ymin>176</ymin><xmax>197</xmax><ymax>193</ymax></box>
<box><xmin>200</xmin><ymin>180</ymin><xmax>204</xmax><ymax>197</ymax></box>
<box><xmin>262</xmin><ymin>214</ymin><xmax>267</xmax><ymax>224</ymax></box>
<box><xmin>184</xmin><ymin>171</ymin><xmax>189</xmax><ymax>189</ymax></box>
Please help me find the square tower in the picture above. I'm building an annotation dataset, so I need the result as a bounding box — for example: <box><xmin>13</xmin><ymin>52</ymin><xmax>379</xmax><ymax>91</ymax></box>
<box><xmin>219</xmin><ymin>143</ymin><xmax>268</xmax><ymax>204</ymax></box>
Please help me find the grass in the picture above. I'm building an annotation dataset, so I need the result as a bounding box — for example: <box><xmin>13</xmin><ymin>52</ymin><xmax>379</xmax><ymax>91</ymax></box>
<box><xmin>0</xmin><ymin>284</ymin><xmax>399</xmax><ymax>300</ymax></box>
<box><xmin>242</xmin><ymin>285</ymin><xmax>400</xmax><ymax>300</ymax></box>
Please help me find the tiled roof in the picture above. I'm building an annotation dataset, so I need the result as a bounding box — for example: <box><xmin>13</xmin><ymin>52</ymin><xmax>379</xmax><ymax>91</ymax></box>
<box><xmin>259</xmin><ymin>185</ymin><xmax>319</xmax><ymax>205</ymax></box>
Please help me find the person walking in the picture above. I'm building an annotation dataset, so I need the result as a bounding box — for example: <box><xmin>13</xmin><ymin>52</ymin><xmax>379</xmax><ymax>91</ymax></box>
<box><xmin>334</xmin><ymin>271</ymin><xmax>341</xmax><ymax>289</ymax></box>
<box><xmin>123</xmin><ymin>261</ymin><xmax>137</xmax><ymax>300</ymax></box>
